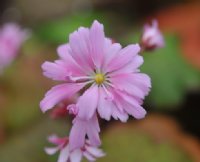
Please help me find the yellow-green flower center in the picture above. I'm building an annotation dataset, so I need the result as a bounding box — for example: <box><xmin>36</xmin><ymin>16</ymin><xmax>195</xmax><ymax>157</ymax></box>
<box><xmin>94</xmin><ymin>73</ymin><xmax>105</xmax><ymax>85</ymax></box>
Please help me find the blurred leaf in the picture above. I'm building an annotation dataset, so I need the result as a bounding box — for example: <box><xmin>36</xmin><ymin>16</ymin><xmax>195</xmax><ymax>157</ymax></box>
<box><xmin>127</xmin><ymin>34</ymin><xmax>200</xmax><ymax>107</ymax></box>
<box><xmin>0</xmin><ymin>117</ymin><xmax>69</xmax><ymax>162</ymax></box>
<box><xmin>156</xmin><ymin>3</ymin><xmax>200</xmax><ymax>69</ymax></box>
<box><xmin>35</xmin><ymin>12</ymin><xmax>109</xmax><ymax>44</ymax></box>
<box><xmin>0</xmin><ymin>51</ymin><xmax>55</xmax><ymax>131</ymax></box>
<box><xmin>99</xmin><ymin>120</ymin><xmax>193</xmax><ymax>162</ymax></box>
<box><xmin>142</xmin><ymin>35</ymin><xmax>200</xmax><ymax>107</ymax></box>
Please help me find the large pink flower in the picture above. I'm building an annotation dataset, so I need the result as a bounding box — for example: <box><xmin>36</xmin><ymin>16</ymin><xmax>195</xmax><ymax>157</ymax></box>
<box><xmin>45</xmin><ymin>134</ymin><xmax>105</xmax><ymax>162</ymax></box>
<box><xmin>40</xmin><ymin>20</ymin><xmax>151</xmax><ymax>122</ymax></box>
<box><xmin>0</xmin><ymin>23</ymin><xmax>29</xmax><ymax>72</ymax></box>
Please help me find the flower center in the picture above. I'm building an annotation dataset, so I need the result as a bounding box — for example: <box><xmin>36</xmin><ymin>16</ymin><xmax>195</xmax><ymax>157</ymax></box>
<box><xmin>94</xmin><ymin>73</ymin><xmax>105</xmax><ymax>85</ymax></box>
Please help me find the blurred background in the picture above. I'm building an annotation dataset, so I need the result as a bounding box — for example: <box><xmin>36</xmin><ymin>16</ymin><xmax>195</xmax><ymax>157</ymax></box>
<box><xmin>0</xmin><ymin>0</ymin><xmax>200</xmax><ymax>161</ymax></box>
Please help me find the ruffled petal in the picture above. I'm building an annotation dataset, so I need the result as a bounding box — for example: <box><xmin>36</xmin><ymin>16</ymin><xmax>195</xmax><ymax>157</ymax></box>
<box><xmin>77</xmin><ymin>86</ymin><xmax>99</xmax><ymax>120</ymax></box>
<box><xmin>124</xmin><ymin>103</ymin><xmax>146</xmax><ymax>119</ymax></box>
<box><xmin>83</xmin><ymin>152</ymin><xmax>96</xmax><ymax>162</ymax></box>
<box><xmin>69</xmin><ymin>115</ymin><xmax>101</xmax><ymax>150</ymax></box>
<box><xmin>70</xmin><ymin>149</ymin><xmax>82</xmax><ymax>162</ymax></box>
<box><xmin>131</xmin><ymin>73</ymin><xmax>151</xmax><ymax>95</ymax></box>
<box><xmin>69</xmin><ymin>27</ymin><xmax>94</xmax><ymax>73</ymax></box>
<box><xmin>111</xmin><ymin>107</ymin><xmax>129</xmax><ymax>122</ymax></box>
<box><xmin>86</xmin><ymin>115</ymin><xmax>101</xmax><ymax>146</ymax></box>
<box><xmin>110</xmin><ymin>55</ymin><xmax>143</xmax><ymax>75</ymax></box>
<box><xmin>114</xmin><ymin>90</ymin><xmax>147</xmax><ymax>119</ymax></box>
<box><xmin>98</xmin><ymin>87</ymin><xmax>129</xmax><ymax>122</ymax></box>
<box><xmin>110</xmin><ymin>73</ymin><xmax>151</xmax><ymax>99</ymax></box>
<box><xmin>85</xmin><ymin>145</ymin><xmax>105</xmax><ymax>158</ymax></box>
<box><xmin>97</xmin><ymin>87</ymin><xmax>112</xmax><ymax>120</ymax></box>
<box><xmin>42</xmin><ymin>60</ymin><xmax>69</xmax><ymax>81</ymax></box>
<box><xmin>57</xmin><ymin>44</ymin><xmax>86</xmax><ymax>76</ymax></box>
<box><xmin>89</xmin><ymin>20</ymin><xmax>105</xmax><ymax>68</ymax></box>
<box><xmin>58</xmin><ymin>145</ymin><xmax>70</xmax><ymax>162</ymax></box>
<box><xmin>106</xmin><ymin>44</ymin><xmax>140</xmax><ymax>73</ymax></box>
<box><xmin>102</xmin><ymin>39</ymin><xmax>122</xmax><ymax>71</ymax></box>
<box><xmin>40</xmin><ymin>83</ymin><xmax>85</xmax><ymax>112</ymax></box>
<box><xmin>69</xmin><ymin>118</ymin><xmax>87</xmax><ymax>150</ymax></box>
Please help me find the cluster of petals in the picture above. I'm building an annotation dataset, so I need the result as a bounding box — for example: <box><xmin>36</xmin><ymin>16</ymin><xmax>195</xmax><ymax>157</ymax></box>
<box><xmin>0</xmin><ymin>23</ymin><xmax>29</xmax><ymax>72</ymax></box>
<box><xmin>40</xmin><ymin>20</ymin><xmax>151</xmax><ymax>161</ymax></box>
<box><xmin>141</xmin><ymin>20</ymin><xmax>164</xmax><ymax>51</ymax></box>
<box><xmin>45</xmin><ymin>134</ymin><xmax>105</xmax><ymax>162</ymax></box>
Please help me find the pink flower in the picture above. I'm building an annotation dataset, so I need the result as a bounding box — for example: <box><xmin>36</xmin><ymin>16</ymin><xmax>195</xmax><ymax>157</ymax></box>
<box><xmin>40</xmin><ymin>20</ymin><xmax>152</xmax><ymax>161</ymax></box>
<box><xmin>40</xmin><ymin>20</ymin><xmax>151</xmax><ymax>122</ymax></box>
<box><xmin>141</xmin><ymin>20</ymin><xmax>164</xmax><ymax>51</ymax></box>
<box><xmin>69</xmin><ymin>114</ymin><xmax>101</xmax><ymax>150</ymax></box>
<box><xmin>45</xmin><ymin>135</ymin><xmax>105</xmax><ymax>162</ymax></box>
<box><xmin>0</xmin><ymin>23</ymin><xmax>29</xmax><ymax>72</ymax></box>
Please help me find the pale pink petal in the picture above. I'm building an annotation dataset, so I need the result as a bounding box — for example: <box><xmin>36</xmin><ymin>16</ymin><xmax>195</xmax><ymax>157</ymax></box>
<box><xmin>58</xmin><ymin>145</ymin><xmax>70</xmax><ymax>162</ymax></box>
<box><xmin>57</xmin><ymin>44</ymin><xmax>69</xmax><ymax>60</ymax></box>
<box><xmin>47</xmin><ymin>134</ymin><xmax>67</xmax><ymax>145</ymax></box>
<box><xmin>85</xmin><ymin>145</ymin><xmax>105</xmax><ymax>158</ymax></box>
<box><xmin>102</xmin><ymin>40</ymin><xmax>122</xmax><ymax>71</ymax></box>
<box><xmin>104</xmin><ymin>39</ymin><xmax>121</xmax><ymax>62</ymax></box>
<box><xmin>111</xmin><ymin>108</ymin><xmax>129</xmax><ymax>122</ymax></box>
<box><xmin>45</xmin><ymin>147</ymin><xmax>59</xmax><ymax>155</ymax></box>
<box><xmin>42</xmin><ymin>60</ymin><xmax>69</xmax><ymax>81</ymax></box>
<box><xmin>124</xmin><ymin>103</ymin><xmax>146</xmax><ymax>119</ymax></box>
<box><xmin>132</xmin><ymin>73</ymin><xmax>151</xmax><ymax>91</ymax></box>
<box><xmin>115</xmin><ymin>90</ymin><xmax>146</xmax><ymax>119</ymax></box>
<box><xmin>69</xmin><ymin>118</ymin><xmax>87</xmax><ymax>150</ymax></box>
<box><xmin>110</xmin><ymin>73</ymin><xmax>151</xmax><ymax>99</ymax></box>
<box><xmin>83</xmin><ymin>152</ymin><xmax>96</xmax><ymax>161</ymax></box>
<box><xmin>77</xmin><ymin>86</ymin><xmax>99</xmax><ymax>120</ymax></box>
<box><xmin>70</xmin><ymin>149</ymin><xmax>82</xmax><ymax>162</ymax></box>
<box><xmin>106</xmin><ymin>44</ymin><xmax>140</xmax><ymax>73</ymax></box>
<box><xmin>110</xmin><ymin>55</ymin><xmax>143</xmax><ymax>75</ymax></box>
<box><xmin>40</xmin><ymin>83</ymin><xmax>85</xmax><ymax>112</ymax></box>
<box><xmin>69</xmin><ymin>27</ymin><xmax>94</xmax><ymax>73</ymax></box>
<box><xmin>57</xmin><ymin>44</ymin><xmax>86</xmax><ymax>75</ymax></box>
<box><xmin>97</xmin><ymin>87</ymin><xmax>112</xmax><ymax>120</ymax></box>
<box><xmin>98</xmin><ymin>87</ymin><xmax>129</xmax><ymax>122</ymax></box>
<box><xmin>69</xmin><ymin>115</ymin><xmax>101</xmax><ymax>150</ymax></box>
<box><xmin>89</xmin><ymin>20</ymin><xmax>105</xmax><ymax>68</ymax></box>
<box><xmin>86</xmin><ymin>115</ymin><xmax>101</xmax><ymax>146</ymax></box>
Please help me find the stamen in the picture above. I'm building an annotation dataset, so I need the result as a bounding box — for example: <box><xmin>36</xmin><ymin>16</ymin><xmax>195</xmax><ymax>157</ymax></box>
<box><xmin>94</xmin><ymin>73</ymin><xmax>105</xmax><ymax>85</ymax></box>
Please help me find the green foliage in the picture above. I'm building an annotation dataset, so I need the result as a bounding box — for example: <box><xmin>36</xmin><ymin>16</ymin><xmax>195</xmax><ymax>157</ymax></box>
<box><xmin>98</xmin><ymin>123</ymin><xmax>192</xmax><ymax>162</ymax></box>
<box><xmin>141</xmin><ymin>35</ymin><xmax>200</xmax><ymax>107</ymax></box>
<box><xmin>1</xmin><ymin>55</ymin><xmax>45</xmax><ymax>130</ymax></box>
<box><xmin>0</xmin><ymin>117</ymin><xmax>68</xmax><ymax>162</ymax></box>
<box><xmin>126</xmin><ymin>33</ymin><xmax>200</xmax><ymax>107</ymax></box>
<box><xmin>35</xmin><ymin>12</ymin><xmax>109</xmax><ymax>44</ymax></box>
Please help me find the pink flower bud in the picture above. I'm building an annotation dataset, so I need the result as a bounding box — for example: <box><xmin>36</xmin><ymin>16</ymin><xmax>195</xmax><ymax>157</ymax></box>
<box><xmin>45</xmin><ymin>135</ymin><xmax>105</xmax><ymax>162</ymax></box>
<box><xmin>141</xmin><ymin>20</ymin><xmax>164</xmax><ymax>51</ymax></box>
